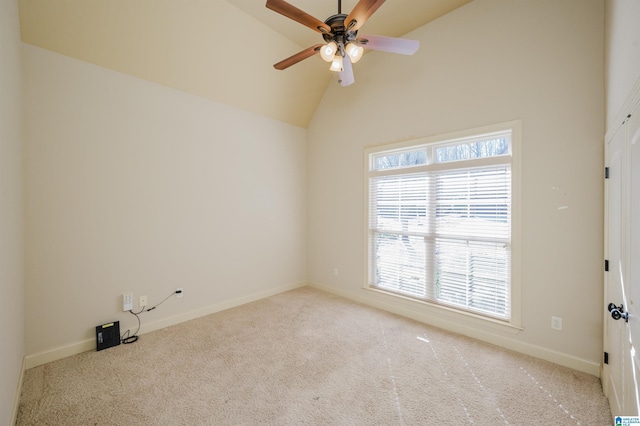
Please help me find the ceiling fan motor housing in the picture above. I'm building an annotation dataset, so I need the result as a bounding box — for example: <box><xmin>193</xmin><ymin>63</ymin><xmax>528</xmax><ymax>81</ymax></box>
<box><xmin>322</xmin><ymin>14</ymin><xmax>358</xmax><ymax>51</ymax></box>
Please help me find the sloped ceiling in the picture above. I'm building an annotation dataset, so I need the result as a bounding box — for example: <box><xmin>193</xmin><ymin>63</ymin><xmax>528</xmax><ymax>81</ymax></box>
<box><xmin>19</xmin><ymin>0</ymin><xmax>471</xmax><ymax>128</ymax></box>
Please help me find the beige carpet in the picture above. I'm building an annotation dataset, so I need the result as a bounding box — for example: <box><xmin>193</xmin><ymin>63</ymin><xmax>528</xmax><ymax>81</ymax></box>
<box><xmin>18</xmin><ymin>287</ymin><xmax>611</xmax><ymax>425</ymax></box>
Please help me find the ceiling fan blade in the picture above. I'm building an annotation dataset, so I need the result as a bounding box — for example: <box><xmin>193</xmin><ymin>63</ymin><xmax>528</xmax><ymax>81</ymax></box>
<box><xmin>344</xmin><ymin>0</ymin><xmax>386</xmax><ymax>32</ymax></box>
<box><xmin>338</xmin><ymin>56</ymin><xmax>354</xmax><ymax>87</ymax></box>
<box><xmin>357</xmin><ymin>35</ymin><xmax>420</xmax><ymax>55</ymax></box>
<box><xmin>266</xmin><ymin>0</ymin><xmax>332</xmax><ymax>34</ymax></box>
<box><xmin>274</xmin><ymin>44</ymin><xmax>323</xmax><ymax>70</ymax></box>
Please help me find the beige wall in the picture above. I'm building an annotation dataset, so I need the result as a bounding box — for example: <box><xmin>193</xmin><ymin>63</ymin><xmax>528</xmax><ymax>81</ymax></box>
<box><xmin>308</xmin><ymin>0</ymin><xmax>605</xmax><ymax>374</ymax></box>
<box><xmin>23</xmin><ymin>45</ymin><xmax>307</xmax><ymax>359</ymax></box>
<box><xmin>0</xmin><ymin>0</ymin><xmax>25</xmax><ymax>422</ymax></box>
<box><xmin>605</xmin><ymin>0</ymin><xmax>640</xmax><ymax>129</ymax></box>
<box><xmin>18</xmin><ymin>0</ymin><xmax>330</xmax><ymax>128</ymax></box>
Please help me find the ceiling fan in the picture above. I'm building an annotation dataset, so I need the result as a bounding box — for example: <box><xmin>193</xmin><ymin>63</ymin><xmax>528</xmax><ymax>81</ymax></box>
<box><xmin>266</xmin><ymin>0</ymin><xmax>420</xmax><ymax>86</ymax></box>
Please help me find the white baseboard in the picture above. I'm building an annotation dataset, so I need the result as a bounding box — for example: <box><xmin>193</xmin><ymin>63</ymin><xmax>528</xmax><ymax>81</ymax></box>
<box><xmin>24</xmin><ymin>282</ymin><xmax>305</xmax><ymax>370</ymax></box>
<box><xmin>25</xmin><ymin>339</ymin><xmax>95</xmax><ymax>369</ymax></box>
<box><xmin>308</xmin><ymin>282</ymin><xmax>601</xmax><ymax>377</ymax></box>
<box><xmin>11</xmin><ymin>356</ymin><xmax>26</xmax><ymax>426</ymax></box>
<box><xmin>134</xmin><ymin>281</ymin><xmax>305</xmax><ymax>337</ymax></box>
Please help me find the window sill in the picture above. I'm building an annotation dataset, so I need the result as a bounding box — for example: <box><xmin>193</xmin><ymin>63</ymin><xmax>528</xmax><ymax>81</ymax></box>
<box><xmin>364</xmin><ymin>285</ymin><xmax>524</xmax><ymax>335</ymax></box>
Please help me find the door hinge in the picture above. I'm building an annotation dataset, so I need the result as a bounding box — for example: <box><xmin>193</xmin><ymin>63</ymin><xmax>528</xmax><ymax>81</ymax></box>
<box><xmin>604</xmin><ymin>351</ymin><xmax>609</xmax><ymax>365</ymax></box>
<box><xmin>605</xmin><ymin>167</ymin><xmax>609</xmax><ymax>179</ymax></box>
<box><xmin>605</xmin><ymin>259</ymin><xmax>609</xmax><ymax>272</ymax></box>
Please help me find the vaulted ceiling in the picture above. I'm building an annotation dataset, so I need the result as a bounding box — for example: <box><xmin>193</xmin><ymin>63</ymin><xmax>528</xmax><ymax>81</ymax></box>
<box><xmin>19</xmin><ymin>0</ymin><xmax>471</xmax><ymax>128</ymax></box>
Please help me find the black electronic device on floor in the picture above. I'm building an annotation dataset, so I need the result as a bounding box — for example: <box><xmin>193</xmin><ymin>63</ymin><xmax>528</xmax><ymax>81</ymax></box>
<box><xmin>96</xmin><ymin>321</ymin><xmax>120</xmax><ymax>351</ymax></box>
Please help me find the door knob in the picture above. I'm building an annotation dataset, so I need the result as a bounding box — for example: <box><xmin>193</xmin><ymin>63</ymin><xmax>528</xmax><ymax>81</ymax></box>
<box><xmin>608</xmin><ymin>302</ymin><xmax>629</xmax><ymax>322</ymax></box>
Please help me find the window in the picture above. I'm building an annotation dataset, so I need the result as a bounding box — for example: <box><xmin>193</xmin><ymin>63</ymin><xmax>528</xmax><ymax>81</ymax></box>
<box><xmin>365</xmin><ymin>122</ymin><xmax>520</xmax><ymax>323</ymax></box>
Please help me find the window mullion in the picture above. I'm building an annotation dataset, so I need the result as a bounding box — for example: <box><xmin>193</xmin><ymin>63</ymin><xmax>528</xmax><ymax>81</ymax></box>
<box><xmin>425</xmin><ymin>172</ymin><xmax>437</xmax><ymax>302</ymax></box>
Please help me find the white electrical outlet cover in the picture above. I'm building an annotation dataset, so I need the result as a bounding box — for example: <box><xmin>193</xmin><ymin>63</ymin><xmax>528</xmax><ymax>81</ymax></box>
<box><xmin>123</xmin><ymin>293</ymin><xmax>133</xmax><ymax>311</ymax></box>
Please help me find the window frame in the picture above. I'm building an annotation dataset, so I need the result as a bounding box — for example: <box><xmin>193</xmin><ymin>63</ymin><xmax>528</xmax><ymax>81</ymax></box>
<box><xmin>363</xmin><ymin>120</ymin><xmax>522</xmax><ymax>329</ymax></box>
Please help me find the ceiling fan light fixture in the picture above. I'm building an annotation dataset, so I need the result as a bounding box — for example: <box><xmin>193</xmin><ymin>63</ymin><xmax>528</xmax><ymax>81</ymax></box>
<box><xmin>345</xmin><ymin>43</ymin><xmax>364</xmax><ymax>63</ymax></box>
<box><xmin>329</xmin><ymin>55</ymin><xmax>344</xmax><ymax>72</ymax></box>
<box><xmin>320</xmin><ymin>41</ymin><xmax>338</xmax><ymax>62</ymax></box>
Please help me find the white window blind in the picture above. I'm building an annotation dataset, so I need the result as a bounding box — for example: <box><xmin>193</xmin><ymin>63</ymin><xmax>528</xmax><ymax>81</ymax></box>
<box><xmin>367</xmin><ymin>129</ymin><xmax>513</xmax><ymax>321</ymax></box>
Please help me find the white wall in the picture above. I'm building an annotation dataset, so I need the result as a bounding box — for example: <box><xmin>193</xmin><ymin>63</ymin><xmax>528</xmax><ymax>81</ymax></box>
<box><xmin>0</xmin><ymin>0</ymin><xmax>25</xmax><ymax>423</ymax></box>
<box><xmin>605</xmin><ymin>0</ymin><xmax>640</xmax><ymax>129</ymax></box>
<box><xmin>308</xmin><ymin>0</ymin><xmax>605</xmax><ymax>374</ymax></box>
<box><xmin>23</xmin><ymin>45</ymin><xmax>307</xmax><ymax>361</ymax></box>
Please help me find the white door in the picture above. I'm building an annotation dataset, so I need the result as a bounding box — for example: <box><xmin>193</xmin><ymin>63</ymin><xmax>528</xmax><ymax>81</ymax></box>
<box><xmin>626</xmin><ymin>108</ymin><xmax>640</xmax><ymax>415</ymax></box>
<box><xmin>605</xmin><ymin>121</ymin><xmax>627</xmax><ymax>417</ymax></box>
<box><xmin>604</xmin><ymin>105</ymin><xmax>640</xmax><ymax>418</ymax></box>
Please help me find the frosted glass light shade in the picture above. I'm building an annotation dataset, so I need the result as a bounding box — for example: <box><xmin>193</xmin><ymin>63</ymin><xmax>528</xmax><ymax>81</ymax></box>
<box><xmin>320</xmin><ymin>42</ymin><xmax>338</xmax><ymax>62</ymax></box>
<box><xmin>345</xmin><ymin>43</ymin><xmax>364</xmax><ymax>63</ymax></box>
<box><xmin>330</xmin><ymin>55</ymin><xmax>344</xmax><ymax>72</ymax></box>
